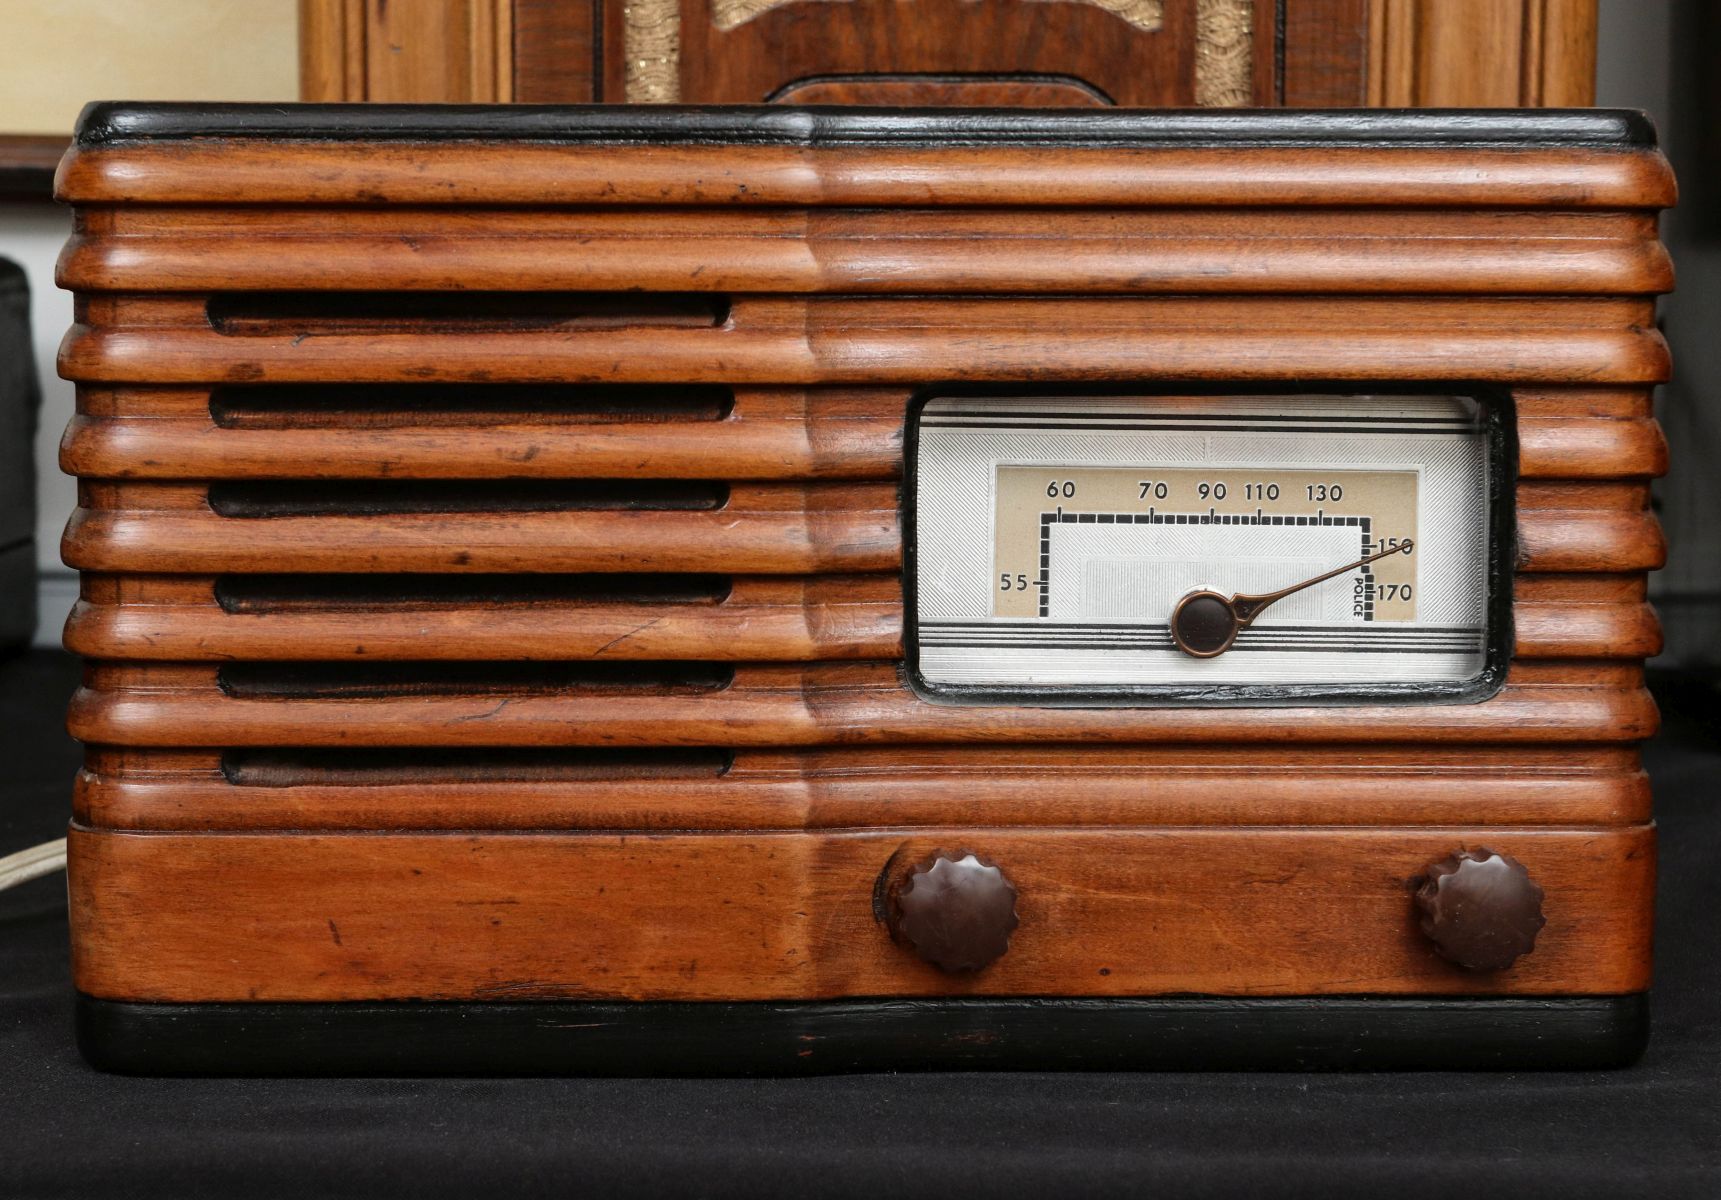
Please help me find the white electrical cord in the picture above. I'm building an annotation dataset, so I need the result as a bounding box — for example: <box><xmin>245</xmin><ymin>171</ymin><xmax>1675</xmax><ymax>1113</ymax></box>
<box><xmin>0</xmin><ymin>839</ymin><xmax>67</xmax><ymax>892</ymax></box>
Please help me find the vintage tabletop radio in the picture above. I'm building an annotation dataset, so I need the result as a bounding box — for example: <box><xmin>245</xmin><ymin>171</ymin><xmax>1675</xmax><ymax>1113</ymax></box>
<box><xmin>56</xmin><ymin>103</ymin><xmax>1673</xmax><ymax>1073</ymax></box>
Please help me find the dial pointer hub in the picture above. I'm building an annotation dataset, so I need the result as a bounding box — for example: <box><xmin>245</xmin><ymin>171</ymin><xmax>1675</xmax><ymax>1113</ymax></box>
<box><xmin>1169</xmin><ymin>540</ymin><xmax>1414</xmax><ymax>659</ymax></box>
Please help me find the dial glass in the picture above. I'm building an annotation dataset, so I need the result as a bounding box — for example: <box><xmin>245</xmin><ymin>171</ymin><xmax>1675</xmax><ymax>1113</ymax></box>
<box><xmin>909</xmin><ymin>392</ymin><xmax>1502</xmax><ymax>702</ymax></box>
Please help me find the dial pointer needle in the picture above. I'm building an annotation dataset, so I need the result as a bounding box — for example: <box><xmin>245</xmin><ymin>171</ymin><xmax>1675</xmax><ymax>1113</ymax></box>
<box><xmin>1169</xmin><ymin>540</ymin><xmax>1414</xmax><ymax>658</ymax></box>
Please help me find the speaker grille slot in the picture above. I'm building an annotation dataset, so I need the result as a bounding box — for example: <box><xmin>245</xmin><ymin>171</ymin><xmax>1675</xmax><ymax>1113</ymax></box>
<box><xmin>216</xmin><ymin>662</ymin><xmax>736</xmax><ymax>699</ymax></box>
<box><xmin>206</xmin><ymin>291</ymin><xmax>730</xmax><ymax>335</ymax></box>
<box><xmin>214</xmin><ymin>574</ymin><xmax>734</xmax><ymax>613</ymax></box>
<box><xmin>221</xmin><ymin>747</ymin><xmax>733</xmax><ymax>786</ymax></box>
<box><xmin>209</xmin><ymin>384</ymin><xmax>735</xmax><ymax>428</ymax></box>
<box><xmin>207</xmin><ymin>480</ymin><xmax>730</xmax><ymax>517</ymax></box>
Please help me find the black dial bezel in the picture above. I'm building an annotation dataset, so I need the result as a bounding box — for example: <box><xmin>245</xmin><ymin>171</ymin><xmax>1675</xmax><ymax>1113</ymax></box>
<box><xmin>901</xmin><ymin>382</ymin><xmax>1516</xmax><ymax>709</ymax></box>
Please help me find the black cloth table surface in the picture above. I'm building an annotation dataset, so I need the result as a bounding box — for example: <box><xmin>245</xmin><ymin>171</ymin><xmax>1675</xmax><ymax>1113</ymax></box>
<box><xmin>3</xmin><ymin>649</ymin><xmax>1717</xmax><ymax>1199</ymax></box>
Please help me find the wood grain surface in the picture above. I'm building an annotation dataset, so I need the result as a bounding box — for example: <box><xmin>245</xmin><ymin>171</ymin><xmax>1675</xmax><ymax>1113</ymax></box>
<box><xmin>64</xmin><ymin>661</ymin><xmax>1659</xmax><ymax>749</ymax></box>
<box><xmin>57</xmin><ymin>296</ymin><xmax>1672</xmax><ymax>386</ymax></box>
<box><xmin>74</xmin><ymin>743</ymin><xmax>1653</xmax><ymax>831</ymax></box>
<box><xmin>1368</xmin><ymin>0</ymin><xmax>1596</xmax><ymax>108</ymax></box>
<box><xmin>58</xmin><ymin>207</ymin><xmax>1674</xmax><ymax>296</ymax></box>
<box><xmin>67</xmin><ymin>824</ymin><xmax>1655</xmax><ymax>1002</ymax></box>
<box><xmin>55</xmin><ymin>144</ymin><xmax>1676</xmax><ymax>209</ymax></box>
<box><xmin>56</xmin><ymin>109</ymin><xmax>1671</xmax><ymax>1011</ymax></box>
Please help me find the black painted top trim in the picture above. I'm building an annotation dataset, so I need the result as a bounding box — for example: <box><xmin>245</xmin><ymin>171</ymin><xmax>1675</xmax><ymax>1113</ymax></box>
<box><xmin>73</xmin><ymin>102</ymin><xmax>1659</xmax><ymax>151</ymax></box>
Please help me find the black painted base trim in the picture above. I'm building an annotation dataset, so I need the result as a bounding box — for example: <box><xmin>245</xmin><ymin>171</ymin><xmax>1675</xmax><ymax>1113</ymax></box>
<box><xmin>75</xmin><ymin>102</ymin><xmax>1658</xmax><ymax>151</ymax></box>
<box><xmin>76</xmin><ymin>994</ymin><xmax>1649</xmax><ymax>1076</ymax></box>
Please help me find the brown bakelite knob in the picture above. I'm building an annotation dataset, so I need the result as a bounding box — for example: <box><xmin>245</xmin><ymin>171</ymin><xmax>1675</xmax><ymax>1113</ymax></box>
<box><xmin>1413</xmin><ymin>848</ymin><xmax>1546</xmax><ymax>972</ymax></box>
<box><xmin>889</xmin><ymin>850</ymin><xmax>1019</xmax><ymax>973</ymax></box>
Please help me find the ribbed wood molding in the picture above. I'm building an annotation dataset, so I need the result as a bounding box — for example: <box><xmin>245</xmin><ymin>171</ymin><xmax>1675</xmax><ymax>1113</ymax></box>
<box><xmin>299</xmin><ymin>0</ymin><xmax>513</xmax><ymax>102</ymax></box>
<box><xmin>1367</xmin><ymin>0</ymin><xmax>1596</xmax><ymax>107</ymax></box>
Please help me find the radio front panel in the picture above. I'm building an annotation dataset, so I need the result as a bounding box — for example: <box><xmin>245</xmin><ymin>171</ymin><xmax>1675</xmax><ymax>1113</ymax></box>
<box><xmin>55</xmin><ymin>105</ymin><xmax>1672</xmax><ymax>1073</ymax></box>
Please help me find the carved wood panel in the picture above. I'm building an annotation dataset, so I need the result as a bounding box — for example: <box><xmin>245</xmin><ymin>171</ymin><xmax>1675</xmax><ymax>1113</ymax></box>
<box><xmin>1367</xmin><ymin>0</ymin><xmax>1596</xmax><ymax>107</ymax></box>
<box><xmin>299</xmin><ymin>0</ymin><xmax>513</xmax><ymax>102</ymax></box>
<box><xmin>299</xmin><ymin>2</ymin><xmax>1596</xmax><ymax>110</ymax></box>
<box><xmin>656</xmin><ymin>0</ymin><xmax>1268</xmax><ymax>107</ymax></box>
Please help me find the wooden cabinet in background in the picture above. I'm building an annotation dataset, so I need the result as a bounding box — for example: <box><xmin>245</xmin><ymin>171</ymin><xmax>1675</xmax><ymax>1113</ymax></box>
<box><xmin>298</xmin><ymin>0</ymin><xmax>1596</xmax><ymax>109</ymax></box>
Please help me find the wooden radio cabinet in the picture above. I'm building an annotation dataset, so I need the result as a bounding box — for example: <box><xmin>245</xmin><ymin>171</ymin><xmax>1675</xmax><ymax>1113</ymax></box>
<box><xmin>55</xmin><ymin>103</ymin><xmax>1672</xmax><ymax>1073</ymax></box>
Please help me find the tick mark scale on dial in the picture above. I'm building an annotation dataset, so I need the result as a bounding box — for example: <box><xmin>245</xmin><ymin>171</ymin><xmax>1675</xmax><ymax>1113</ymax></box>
<box><xmin>1030</xmin><ymin>508</ymin><xmax>1380</xmax><ymax>620</ymax></box>
<box><xmin>1169</xmin><ymin>540</ymin><xmax>1414</xmax><ymax>659</ymax></box>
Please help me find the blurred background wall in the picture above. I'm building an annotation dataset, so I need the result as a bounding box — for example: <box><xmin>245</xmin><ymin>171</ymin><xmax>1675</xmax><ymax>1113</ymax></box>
<box><xmin>1</xmin><ymin>0</ymin><xmax>300</xmax><ymax>134</ymax></box>
<box><xmin>1595</xmin><ymin>0</ymin><xmax>1721</xmax><ymax>669</ymax></box>
<box><xmin>2</xmin><ymin>0</ymin><xmax>1715</xmax><ymax>671</ymax></box>
<box><xmin>0</xmin><ymin>0</ymin><xmax>299</xmax><ymax>646</ymax></box>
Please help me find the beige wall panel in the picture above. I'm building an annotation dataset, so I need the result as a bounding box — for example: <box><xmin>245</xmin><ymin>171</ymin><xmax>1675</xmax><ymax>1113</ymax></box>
<box><xmin>0</xmin><ymin>0</ymin><xmax>298</xmax><ymax>134</ymax></box>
